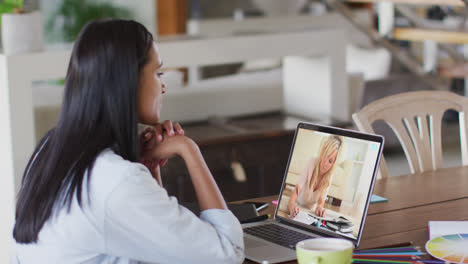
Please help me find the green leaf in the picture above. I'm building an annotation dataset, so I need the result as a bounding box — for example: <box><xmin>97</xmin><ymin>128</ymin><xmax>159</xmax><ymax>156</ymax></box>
<box><xmin>46</xmin><ymin>0</ymin><xmax>133</xmax><ymax>43</ymax></box>
<box><xmin>1</xmin><ymin>0</ymin><xmax>23</xmax><ymax>9</ymax></box>
<box><xmin>0</xmin><ymin>2</ymin><xmax>18</xmax><ymax>27</ymax></box>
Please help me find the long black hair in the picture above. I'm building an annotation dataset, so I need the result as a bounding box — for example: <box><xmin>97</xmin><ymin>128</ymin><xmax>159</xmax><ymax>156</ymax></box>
<box><xmin>13</xmin><ymin>19</ymin><xmax>154</xmax><ymax>243</ymax></box>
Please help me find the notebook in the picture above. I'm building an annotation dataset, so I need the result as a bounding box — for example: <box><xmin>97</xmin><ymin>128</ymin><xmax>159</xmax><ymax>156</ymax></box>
<box><xmin>370</xmin><ymin>194</ymin><xmax>388</xmax><ymax>203</ymax></box>
<box><xmin>428</xmin><ymin>221</ymin><xmax>468</xmax><ymax>239</ymax></box>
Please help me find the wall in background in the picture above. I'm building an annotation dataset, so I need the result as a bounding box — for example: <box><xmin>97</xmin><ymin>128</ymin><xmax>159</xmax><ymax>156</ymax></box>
<box><xmin>187</xmin><ymin>0</ymin><xmax>256</xmax><ymax>19</ymax></box>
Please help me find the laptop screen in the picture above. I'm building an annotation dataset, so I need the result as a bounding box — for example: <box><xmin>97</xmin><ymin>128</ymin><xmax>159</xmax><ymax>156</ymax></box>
<box><xmin>276</xmin><ymin>123</ymin><xmax>383</xmax><ymax>244</ymax></box>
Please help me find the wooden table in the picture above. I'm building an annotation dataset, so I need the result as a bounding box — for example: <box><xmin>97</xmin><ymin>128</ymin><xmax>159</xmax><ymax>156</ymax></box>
<box><xmin>241</xmin><ymin>166</ymin><xmax>468</xmax><ymax>263</ymax></box>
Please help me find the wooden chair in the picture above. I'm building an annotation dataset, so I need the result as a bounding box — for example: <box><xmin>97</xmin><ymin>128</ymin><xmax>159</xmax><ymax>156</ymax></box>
<box><xmin>352</xmin><ymin>91</ymin><xmax>468</xmax><ymax>178</ymax></box>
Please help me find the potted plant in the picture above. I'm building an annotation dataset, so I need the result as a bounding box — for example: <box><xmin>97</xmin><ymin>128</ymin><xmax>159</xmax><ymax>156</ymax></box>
<box><xmin>46</xmin><ymin>0</ymin><xmax>132</xmax><ymax>43</ymax></box>
<box><xmin>1</xmin><ymin>0</ymin><xmax>44</xmax><ymax>54</ymax></box>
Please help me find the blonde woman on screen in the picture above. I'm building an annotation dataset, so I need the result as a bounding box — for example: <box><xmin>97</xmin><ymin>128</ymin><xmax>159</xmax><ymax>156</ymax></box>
<box><xmin>287</xmin><ymin>135</ymin><xmax>344</xmax><ymax>218</ymax></box>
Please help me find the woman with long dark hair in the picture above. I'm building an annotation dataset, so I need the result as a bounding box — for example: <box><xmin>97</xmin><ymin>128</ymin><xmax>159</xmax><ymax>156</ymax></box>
<box><xmin>12</xmin><ymin>20</ymin><xmax>244</xmax><ymax>264</ymax></box>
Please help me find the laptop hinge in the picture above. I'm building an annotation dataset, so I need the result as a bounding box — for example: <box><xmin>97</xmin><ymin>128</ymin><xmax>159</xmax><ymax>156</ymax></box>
<box><xmin>276</xmin><ymin>217</ymin><xmax>343</xmax><ymax>239</ymax></box>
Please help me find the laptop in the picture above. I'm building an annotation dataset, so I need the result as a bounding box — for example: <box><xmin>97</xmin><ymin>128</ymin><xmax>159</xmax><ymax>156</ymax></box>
<box><xmin>243</xmin><ymin>122</ymin><xmax>384</xmax><ymax>263</ymax></box>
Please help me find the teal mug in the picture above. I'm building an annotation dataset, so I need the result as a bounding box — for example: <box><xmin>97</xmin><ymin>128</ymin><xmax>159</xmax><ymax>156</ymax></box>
<box><xmin>296</xmin><ymin>238</ymin><xmax>353</xmax><ymax>264</ymax></box>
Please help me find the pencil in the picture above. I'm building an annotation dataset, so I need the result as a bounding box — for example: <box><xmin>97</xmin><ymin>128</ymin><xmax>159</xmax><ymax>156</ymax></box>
<box><xmin>354</xmin><ymin>252</ymin><xmax>421</xmax><ymax>256</ymax></box>
<box><xmin>353</xmin><ymin>258</ymin><xmax>448</xmax><ymax>264</ymax></box>
<box><xmin>355</xmin><ymin>256</ymin><xmax>421</xmax><ymax>261</ymax></box>
<box><xmin>353</xmin><ymin>252</ymin><xmax>425</xmax><ymax>256</ymax></box>
<box><xmin>353</xmin><ymin>262</ymin><xmax>438</xmax><ymax>264</ymax></box>
<box><xmin>360</xmin><ymin>242</ymin><xmax>413</xmax><ymax>250</ymax></box>
<box><xmin>353</xmin><ymin>259</ymin><xmax>413</xmax><ymax>264</ymax></box>
<box><xmin>353</xmin><ymin>255</ymin><xmax>425</xmax><ymax>259</ymax></box>
<box><xmin>355</xmin><ymin>251</ymin><xmax>420</xmax><ymax>255</ymax></box>
<box><xmin>355</xmin><ymin>247</ymin><xmax>420</xmax><ymax>253</ymax></box>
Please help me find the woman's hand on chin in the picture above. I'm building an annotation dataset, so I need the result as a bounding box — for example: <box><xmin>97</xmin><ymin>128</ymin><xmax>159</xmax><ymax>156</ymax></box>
<box><xmin>140</xmin><ymin>120</ymin><xmax>185</xmax><ymax>173</ymax></box>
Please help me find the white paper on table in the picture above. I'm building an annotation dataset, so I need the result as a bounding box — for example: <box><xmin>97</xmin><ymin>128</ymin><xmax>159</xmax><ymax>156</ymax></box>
<box><xmin>336</xmin><ymin>230</ymin><xmax>357</xmax><ymax>240</ymax></box>
<box><xmin>307</xmin><ymin>209</ymin><xmax>343</xmax><ymax>223</ymax></box>
<box><xmin>429</xmin><ymin>221</ymin><xmax>468</xmax><ymax>239</ymax></box>
<box><xmin>293</xmin><ymin>211</ymin><xmax>318</xmax><ymax>225</ymax></box>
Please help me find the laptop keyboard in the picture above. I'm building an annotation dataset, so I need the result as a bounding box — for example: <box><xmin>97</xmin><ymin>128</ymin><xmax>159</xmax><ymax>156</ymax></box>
<box><xmin>244</xmin><ymin>223</ymin><xmax>314</xmax><ymax>249</ymax></box>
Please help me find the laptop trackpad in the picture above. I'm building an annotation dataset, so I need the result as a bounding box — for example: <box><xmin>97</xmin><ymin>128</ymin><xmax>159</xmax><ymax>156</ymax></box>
<box><xmin>245</xmin><ymin>244</ymin><xmax>296</xmax><ymax>263</ymax></box>
<box><xmin>245</xmin><ymin>237</ymin><xmax>271</xmax><ymax>248</ymax></box>
<box><xmin>244</xmin><ymin>236</ymin><xmax>296</xmax><ymax>263</ymax></box>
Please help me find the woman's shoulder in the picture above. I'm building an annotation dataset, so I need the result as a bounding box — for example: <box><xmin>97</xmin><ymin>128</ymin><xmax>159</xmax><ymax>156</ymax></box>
<box><xmin>307</xmin><ymin>156</ymin><xmax>318</xmax><ymax>167</ymax></box>
<box><xmin>89</xmin><ymin>148</ymin><xmax>153</xmax><ymax>196</ymax></box>
<box><xmin>93</xmin><ymin>149</ymin><xmax>141</xmax><ymax>174</ymax></box>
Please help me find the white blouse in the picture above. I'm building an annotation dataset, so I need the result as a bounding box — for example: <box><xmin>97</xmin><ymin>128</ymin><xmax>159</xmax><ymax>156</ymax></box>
<box><xmin>296</xmin><ymin>157</ymin><xmax>330</xmax><ymax>211</ymax></box>
<box><xmin>12</xmin><ymin>149</ymin><xmax>244</xmax><ymax>264</ymax></box>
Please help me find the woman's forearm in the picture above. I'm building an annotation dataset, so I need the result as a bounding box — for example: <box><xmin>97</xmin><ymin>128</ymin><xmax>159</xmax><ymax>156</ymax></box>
<box><xmin>288</xmin><ymin>186</ymin><xmax>298</xmax><ymax>210</ymax></box>
<box><xmin>319</xmin><ymin>190</ymin><xmax>327</xmax><ymax>207</ymax></box>
<box><xmin>180</xmin><ymin>139</ymin><xmax>227</xmax><ymax>211</ymax></box>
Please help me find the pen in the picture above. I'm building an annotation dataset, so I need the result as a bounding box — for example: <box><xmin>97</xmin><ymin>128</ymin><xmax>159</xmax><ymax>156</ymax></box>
<box><xmin>359</xmin><ymin>242</ymin><xmax>413</xmax><ymax>251</ymax></box>
<box><xmin>242</xmin><ymin>214</ymin><xmax>270</xmax><ymax>224</ymax></box>
<box><xmin>355</xmin><ymin>247</ymin><xmax>420</xmax><ymax>253</ymax></box>
<box><xmin>353</xmin><ymin>258</ymin><xmax>447</xmax><ymax>264</ymax></box>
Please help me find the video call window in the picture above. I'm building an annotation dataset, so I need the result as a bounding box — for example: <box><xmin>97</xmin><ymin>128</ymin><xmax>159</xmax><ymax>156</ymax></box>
<box><xmin>277</xmin><ymin>128</ymin><xmax>381</xmax><ymax>239</ymax></box>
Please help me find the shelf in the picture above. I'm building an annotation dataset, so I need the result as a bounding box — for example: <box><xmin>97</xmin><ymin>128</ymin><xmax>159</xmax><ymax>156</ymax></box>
<box><xmin>346</xmin><ymin>0</ymin><xmax>464</xmax><ymax>6</ymax></box>
<box><xmin>393</xmin><ymin>28</ymin><xmax>468</xmax><ymax>44</ymax></box>
<box><xmin>439</xmin><ymin>63</ymin><xmax>468</xmax><ymax>78</ymax></box>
